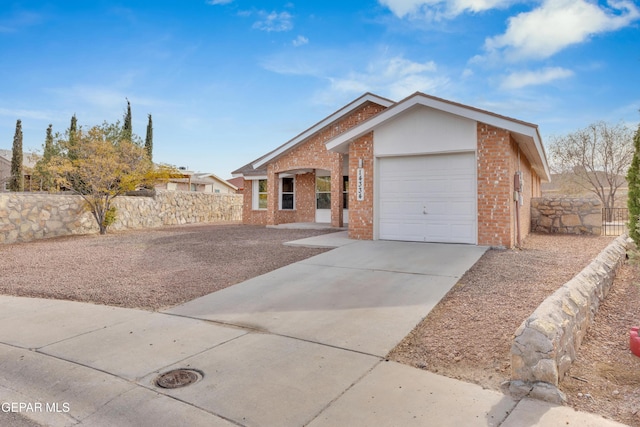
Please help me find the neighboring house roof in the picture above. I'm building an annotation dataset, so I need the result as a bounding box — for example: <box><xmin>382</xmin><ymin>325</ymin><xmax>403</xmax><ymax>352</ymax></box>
<box><xmin>0</xmin><ymin>149</ymin><xmax>40</xmax><ymax>170</ymax></box>
<box><xmin>200</xmin><ymin>172</ymin><xmax>238</xmax><ymax>191</ymax></box>
<box><xmin>227</xmin><ymin>176</ymin><xmax>244</xmax><ymax>190</ymax></box>
<box><xmin>232</xmin><ymin>92</ymin><xmax>394</xmax><ymax>177</ymax></box>
<box><xmin>170</xmin><ymin>170</ymin><xmax>238</xmax><ymax>191</ymax></box>
<box><xmin>325</xmin><ymin>92</ymin><xmax>551</xmax><ymax>182</ymax></box>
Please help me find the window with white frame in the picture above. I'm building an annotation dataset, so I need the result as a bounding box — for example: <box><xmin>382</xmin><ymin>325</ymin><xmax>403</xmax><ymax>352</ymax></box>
<box><xmin>280</xmin><ymin>177</ymin><xmax>294</xmax><ymax>210</ymax></box>
<box><xmin>252</xmin><ymin>179</ymin><xmax>268</xmax><ymax>210</ymax></box>
<box><xmin>343</xmin><ymin>176</ymin><xmax>348</xmax><ymax>209</ymax></box>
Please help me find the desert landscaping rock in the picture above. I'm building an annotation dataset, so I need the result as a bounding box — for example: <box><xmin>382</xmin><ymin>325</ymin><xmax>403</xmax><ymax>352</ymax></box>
<box><xmin>0</xmin><ymin>224</ymin><xmax>333</xmax><ymax>310</ymax></box>
<box><xmin>510</xmin><ymin>234</ymin><xmax>631</xmax><ymax>404</ymax></box>
<box><xmin>0</xmin><ymin>191</ymin><xmax>243</xmax><ymax>244</ymax></box>
<box><xmin>1</xmin><ymin>226</ymin><xmax>638</xmax><ymax>426</ymax></box>
<box><xmin>531</xmin><ymin>197</ymin><xmax>602</xmax><ymax>235</ymax></box>
<box><xmin>389</xmin><ymin>233</ymin><xmax>640</xmax><ymax>427</ymax></box>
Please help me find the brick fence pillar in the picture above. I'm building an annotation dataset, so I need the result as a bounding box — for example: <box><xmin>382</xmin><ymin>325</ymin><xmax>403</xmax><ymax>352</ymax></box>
<box><xmin>331</xmin><ymin>153</ymin><xmax>344</xmax><ymax>228</ymax></box>
<box><xmin>266</xmin><ymin>166</ymin><xmax>278</xmax><ymax>226</ymax></box>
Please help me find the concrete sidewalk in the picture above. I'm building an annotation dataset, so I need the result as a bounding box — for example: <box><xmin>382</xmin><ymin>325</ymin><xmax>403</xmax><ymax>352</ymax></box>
<box><xmin>0</xmin><ymin>235</ymin><xmax>629</xmax><ymax>426</ymax></box>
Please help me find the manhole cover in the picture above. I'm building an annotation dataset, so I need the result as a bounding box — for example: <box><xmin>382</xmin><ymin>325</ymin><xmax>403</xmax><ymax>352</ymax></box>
<box><xmin>155</xmin><ymin>369</ymin><xmax>202</xmax><ymax>389</ymax></box>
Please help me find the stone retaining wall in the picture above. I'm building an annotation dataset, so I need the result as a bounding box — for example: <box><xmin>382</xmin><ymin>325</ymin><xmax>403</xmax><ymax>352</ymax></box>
<box><xmin>509</xmin><ymin>234</ymin><xmax>631</xmax><ymax>404</ymax></box>
<box><xmin>0</xmin><ymin>191</ymin><xmax>243</xmax><ymax>244</ymax></box>
<box><xmin>531</xmin><ymin>197</ymin><xmax>602</xmax><ymax>235</ymax></box>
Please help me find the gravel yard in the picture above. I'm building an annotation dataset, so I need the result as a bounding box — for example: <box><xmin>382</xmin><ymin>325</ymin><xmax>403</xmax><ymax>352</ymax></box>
<box><xmin>389</xmin><ymin>233</ymin><xmax>640</xmax><ymax>427</ymax></box>
<box><xmin>2</xmin><ymin>226</ymin><xmax>639</xmax><ymax>425</ymax></box>
<box><xmin>0</xmin><ymin>224</ymin><xmax>332</xmax><ymax>311</ymax></box>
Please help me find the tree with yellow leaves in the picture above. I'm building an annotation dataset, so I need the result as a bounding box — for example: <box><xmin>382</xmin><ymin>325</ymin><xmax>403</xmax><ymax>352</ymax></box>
<box><xmin>46</xmin><ymin>121</ymin><xmax>171</xmax><ymax>234</ymax></box>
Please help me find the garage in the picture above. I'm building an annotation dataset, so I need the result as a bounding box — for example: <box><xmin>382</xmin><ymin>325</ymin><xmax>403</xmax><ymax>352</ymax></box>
<box><xmin>378</xmin><ymin>152</ymin><xmax>477</xmax><ymax>244</ymax></box>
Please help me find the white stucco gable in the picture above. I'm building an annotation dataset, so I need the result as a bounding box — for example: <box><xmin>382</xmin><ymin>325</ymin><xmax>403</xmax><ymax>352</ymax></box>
<box><xmin>374</xmin><ymin>105</ymin><xmax>476</xmax><ymax>157</ymax></box>
<box><xmin>325</xmin><ymin>92</ymin><xmax>550</xmax><ymax>181</ymax></box>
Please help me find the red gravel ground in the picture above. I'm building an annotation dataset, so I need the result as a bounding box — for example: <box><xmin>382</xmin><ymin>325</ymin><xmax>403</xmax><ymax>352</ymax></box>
<box><xmin>0</xmin><ymin>223</ymin><xmax>332</xmax><ymax>311</ymax></box>
<box><xmin>2</xmin><ymin>227</ymin><xmax>638</xmax><ymax>425</ymax></box>
<box><xmin>389</xmin><ymin>233</ymin><xmax>640</xmax><ymax>427</ymax></box>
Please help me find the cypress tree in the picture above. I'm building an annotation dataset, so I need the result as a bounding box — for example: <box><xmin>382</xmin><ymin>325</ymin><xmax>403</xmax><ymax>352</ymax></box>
<box><xmin>627</xmin><ymin>122</ymin><xmax>640</xmax><ymax>243</ymax></box>
<box><xmin>123</xmin><ymin>98</ymin><xmax>132</xmax><ymax>141</ymax></box>
<box><xmin>70</xmin><ymin>114</ymin><xmax>77</xmax><ymax>133</ymax></box>
<box><xmin>144</xmin><ymin>114</ymin><xmax>153</xmax><ymax>161</ymax></box>
<box><xmin>68</xmin><ymin>114</ymin><xmax>78</xmax><ymax>160</ymax></box>
<box><xmin>37</xmin><ymin>124</ymin><xmax>56</xmax><ymax>191</ymax></box>
<box><xmin>44</xmin><ymin>124</ymin><xmax>54</xmax><ymax>161</ymax></box>
<box><xmin>9</xmin><ymin>119</ymin><xmax>23</xmax><ymax>192</ymax></box>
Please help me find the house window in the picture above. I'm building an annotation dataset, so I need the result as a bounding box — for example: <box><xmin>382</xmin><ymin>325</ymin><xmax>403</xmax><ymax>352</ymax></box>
<box><xmin>253</xmin><ymin>179</ymin><xmax>268</xmax><ymax>210</ymax></box>
<box><xmin>316</xmin><ymin>176</ymin><xmax>331</xmax><ymax>209</ymax></box>
<box><xmin>343</xmin><ymin>176</ymin><xmax>349</xmax><ymax>209</ymax></box>
<box><xmin>190</xmin><ymin>183</ymin><xmax>197</xmax><ymax>192</ymax></box>
<box><xmin>281</xmin><ymin>177</ymin><xmax>294</xmax><ymax>210</ymax></box>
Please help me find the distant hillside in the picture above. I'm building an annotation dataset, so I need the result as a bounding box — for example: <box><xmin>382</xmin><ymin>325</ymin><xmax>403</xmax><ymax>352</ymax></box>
<box><xmin>542</xmin><ymin>172</ymin><xmax>628</xmax><ymax>208</ymax></box>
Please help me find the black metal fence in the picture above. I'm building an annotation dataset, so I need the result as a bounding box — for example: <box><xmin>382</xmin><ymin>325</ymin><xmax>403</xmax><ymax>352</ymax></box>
<box><xmin>602</xmin><ymin>208</ymin><xmax>628</xmax><ymax>236</ymax></box>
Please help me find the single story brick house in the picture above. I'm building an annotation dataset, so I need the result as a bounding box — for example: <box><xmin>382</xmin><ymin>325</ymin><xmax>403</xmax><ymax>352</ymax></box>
<box><xmin>232</xmin><ymin>92</ymin><xmax>550</xmax><ymax>248</ymax></box>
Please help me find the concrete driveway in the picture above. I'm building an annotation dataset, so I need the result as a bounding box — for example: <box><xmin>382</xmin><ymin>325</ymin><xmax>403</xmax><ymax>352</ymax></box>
<box><xmin>166</xmin><ymin>239</ymin><xmax>487</xmax><ymax>357</ymax></box>
<box><xmin>1</xmin><ymin>234</ymin><xmax>624</xmax><ymax>426</ymax></box>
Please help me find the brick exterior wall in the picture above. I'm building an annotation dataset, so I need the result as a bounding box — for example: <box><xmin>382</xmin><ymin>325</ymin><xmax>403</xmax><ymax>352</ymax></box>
<box><xmin>510</xmin><ymin>138</ymin><xmax>538</xmax><ymax>246</ymax></box>
<box><xmin>243</xmin><ymin>101</ymin><xmax>387</xmax><ymax>227</ymax></box>
<box><xmin>477</xmin><ymin>124</ymin><xmax>514</xmax><ymax>247</ymax></box>
<box><xmin>242</xmin><ymin>101</ymin><xmax>543</xmax><ymax>249</ymax></box>
<box><xmin>242</xmin><ymin>180</ymin><xmax>267</xmax><ymax>225</ymax></box>
<box><xmin>348</xmin><ymin>133</ymin><xmax>374</xmax><ymax>240</ymax></box>
<box><xmin>477</xmin><ymin>123</ymin><xmax>541</xmax><ymax>248</ymax></box>
<box><xmin>292</xmin><ymin>172</ymin><xmax>315</xmax><ymax>223</ymax></box>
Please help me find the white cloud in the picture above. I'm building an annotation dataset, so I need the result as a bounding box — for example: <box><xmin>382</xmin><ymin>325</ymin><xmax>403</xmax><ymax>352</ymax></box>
<box><xmin>485</xmin><ymin>0</ymin><xmax>640</xmax><ymax>61</ymax></box>
<box><xmin>292</xmin><ymin>35</ymin><xmax>309</xmax><ymax>47</ymax></box>
<box><xmin>206</xmin><ymin>0</ymin><xmax>234</xmax><ymax>5</ymax></box>
<box><xmin>322</xmin><ymin>55</ymin><xmax>447</xmax><ymax>102</ymax></box>
<box><xmin>500</xmin><ymin>67</ymin><xmax>574</xmax><ymax>89</ymax></box>
<box><xmin>262</xmin><ymin>47</ymin><xmax>448</xmax><ymax>103</ymax></box>
<box><xmin>0</xmin><ymin>107</ymin><xmax>53</xmax><ymax>121</ymax></box>
<box><xmin>252</xmin><ymin>11</ymin><xmax>293</xmax><ymax>32</ymax></box>
<box><xmin>378</xmin><ymin>0</ymin><xmax>517</xmax><ymax>19</ymax></box>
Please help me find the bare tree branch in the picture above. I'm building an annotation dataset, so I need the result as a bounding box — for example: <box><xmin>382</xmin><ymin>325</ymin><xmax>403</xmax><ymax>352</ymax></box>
<box><xmin>547</xmin><ymin>121</ymin><xmax>634</xmax><ymax>212</ymax></box>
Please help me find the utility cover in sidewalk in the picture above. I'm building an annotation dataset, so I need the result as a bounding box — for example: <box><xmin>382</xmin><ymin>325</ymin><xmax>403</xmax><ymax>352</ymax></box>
<box><xmin>155</xmin><ymin>369</ymin><xmax>202</xmax><ymax>389</ymax></box>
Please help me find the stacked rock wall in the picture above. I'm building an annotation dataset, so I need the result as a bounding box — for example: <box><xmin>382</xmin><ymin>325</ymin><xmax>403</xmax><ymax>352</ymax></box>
<box><xmin>531</xmin><ymin>197</ymin><xmax>602</xmax><ymax>235</ymax></box>
<box><xmin>0</xmin><ymin>191</ymin><xmax>243</xmax><ymax>243</ymax></box>
<box><xmin>510</xmin><ymin>234</ymin><xmax>631</xmax><ymax>403</ymax></box>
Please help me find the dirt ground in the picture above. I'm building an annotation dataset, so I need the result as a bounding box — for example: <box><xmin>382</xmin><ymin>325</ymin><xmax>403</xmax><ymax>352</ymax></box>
<box><xmin>1</xmin><ymin>226</ymin><xmax>639</xmax><ymax>425</ymax></box>
<box><xmin>0</xmin><ymin>224</ymin><xmax>332</xmax><ymax>311</ymax></box>
<box><xmin>389</xmin><ymin>233</ymin><xmax>640</xmax><ymax>427</ymax></box>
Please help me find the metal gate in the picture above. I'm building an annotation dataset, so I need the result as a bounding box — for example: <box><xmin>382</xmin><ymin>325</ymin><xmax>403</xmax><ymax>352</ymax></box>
<box><xmin>602</xmin><ymin>208</ymin><xmax>628</xmax><ymax>236</ymax></box>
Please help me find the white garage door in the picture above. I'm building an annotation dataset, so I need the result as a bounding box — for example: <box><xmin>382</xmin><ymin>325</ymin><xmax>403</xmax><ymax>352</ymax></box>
<box><xmin>378</xmin><ymin>153</ymin><xmax>477</xmax><ymax>244</ymax></box>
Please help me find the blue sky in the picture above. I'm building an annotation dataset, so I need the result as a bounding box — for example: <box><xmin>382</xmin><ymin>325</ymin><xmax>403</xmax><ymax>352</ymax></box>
<box><xmin>1</xmin><ymin>0</ymin><xmax>639</xmax><ymax>178</ymax></box>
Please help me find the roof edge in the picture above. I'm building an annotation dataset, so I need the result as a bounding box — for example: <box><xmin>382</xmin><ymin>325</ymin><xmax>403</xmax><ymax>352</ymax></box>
<box><xmin>325</xmin><ymin>91</ymin><xmax>551</xmax><ymax>181</ymax></box>
<box><xmin>250</xmin><ymin>92</ymin><xmax>395</xmax><ymax>170</ymax></box>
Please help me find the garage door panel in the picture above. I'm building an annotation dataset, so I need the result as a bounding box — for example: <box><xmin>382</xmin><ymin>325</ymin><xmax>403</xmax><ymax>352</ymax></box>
<box><xmin>379</xmin><ymin>153</ymin><xmax>476</xmax><ymax>244</ymax></box>
<box><xmin>424</xmin><ymin>200</ymin><xmax>449</xmax><ymax>215</ymax></box>
<box><xmin>379</xmin><ymin>220</ymin><xmax>425</xmax><ymax>242</ymax></box>
<box><xmin>448</xmin><ymin>200</ymin><xmax>476</xmax><ymax>216</ymax></box>
<box><xmin>449</xmin><ymin>177</ymin><xmax>475</xmax><ymax>194</ymax></box>
<box><xmin>451</xmin><ymin>224</ymin><xmax>476</xmax><ymax>243</ymax></box>
<box><xmin>423</xmin><ymin>178</ymin><xmax>450</xmax><ymax>195</ymax></box>
<box><xmin>380</xmin><ymin>200</ymin><xmax>423</xmax><ymax>216</ymax></box>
